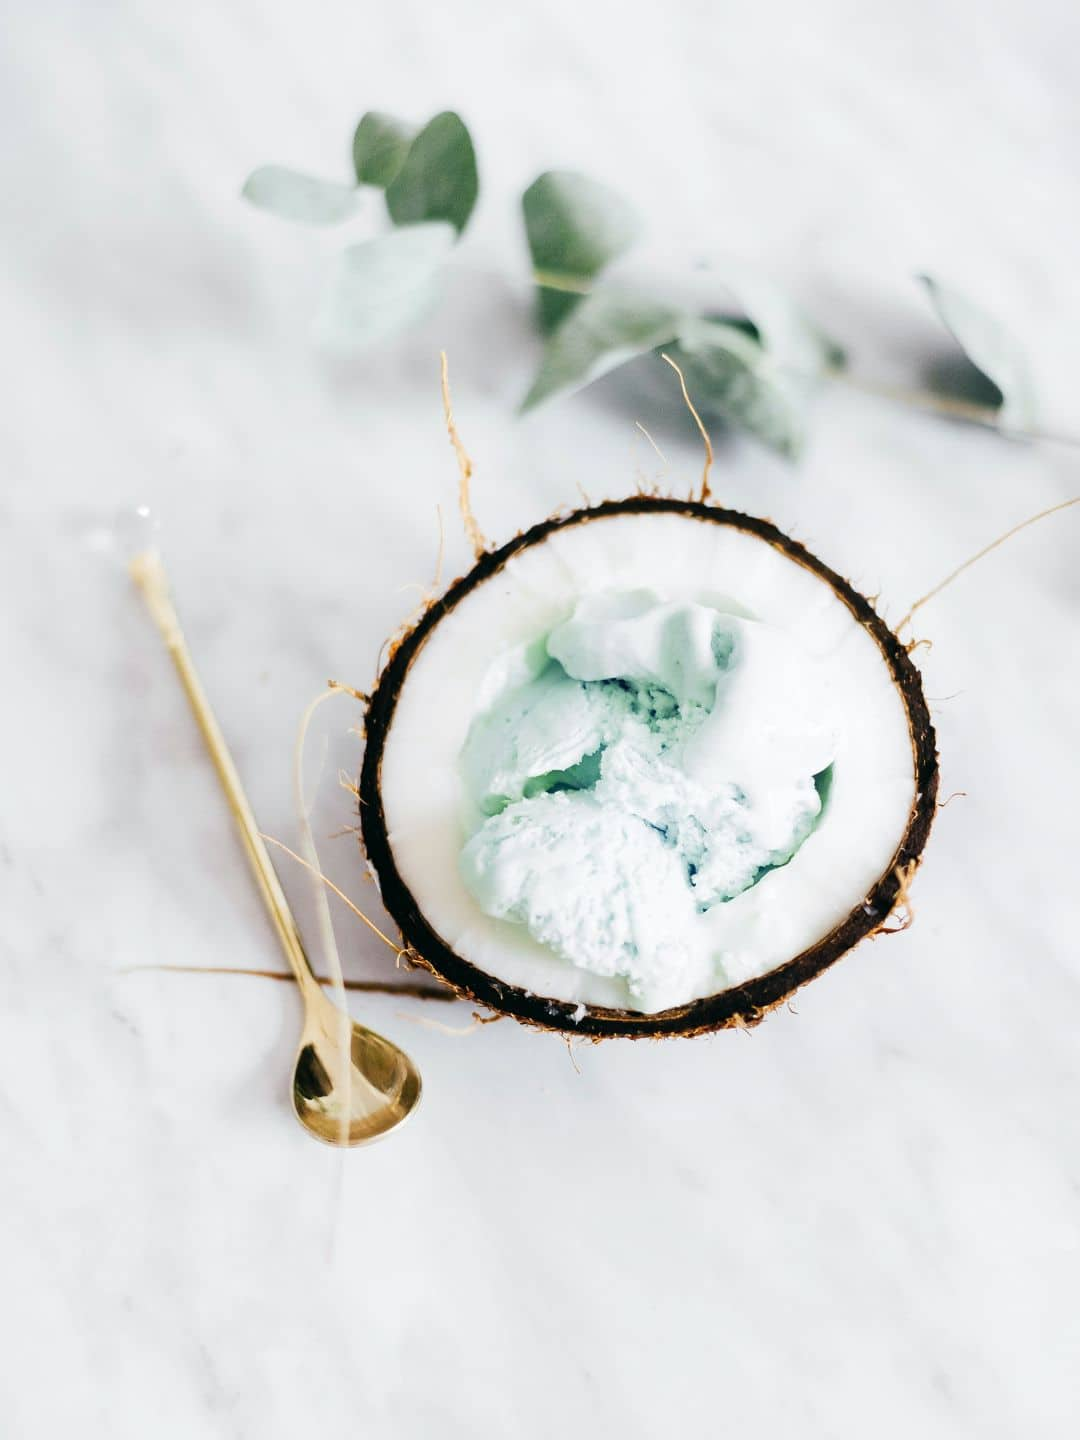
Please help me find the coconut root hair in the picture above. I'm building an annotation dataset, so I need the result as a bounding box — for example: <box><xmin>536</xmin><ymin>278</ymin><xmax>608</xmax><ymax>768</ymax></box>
<box><xmin>440</xmin><ymin>350</ymin><xmax>487</xmax><ymax>559</ymax></box>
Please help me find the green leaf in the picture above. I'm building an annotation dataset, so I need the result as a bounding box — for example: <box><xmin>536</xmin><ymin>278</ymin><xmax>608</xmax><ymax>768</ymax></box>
<box><xmin>317</xmin><ymin>222</ymin><xmax>455</xmax><ymax>349</ymax></box>
<box><xmin>522</xmin><ymin>171</ymin><xmax>641</xmax><ymax>332</ymax></box>
<box><xmin>385</xmin><ymin>112</ymin><xmax>478</xmax><ymax>235</ymax></box>
<box><xmin>241</xmin><ymin>166</ymin><xmax>363</xmax><ymax>225</ymax></box>
<box><xmin>918</xmin><ymin>274</ymin><xmax>1036</xmax><ymax>429</ymax></box>
<box><xmin>720</xmin><ymin>266</ymin><xmax>846</xmax><ymax>374</ymax></box>
<box><xmin>521</xmin><ymin>291</ymin><xmax>682</xmax><ymax>412</ymax></box>
<box><xmin>352</xmin><ymin>111</ymin><xmax>416</xmax><ymax>188</ymax></box>
<box><xmin>670</xmin><ymin>317</ymin><xmax>805</xmax><ymax>458</ymax></box>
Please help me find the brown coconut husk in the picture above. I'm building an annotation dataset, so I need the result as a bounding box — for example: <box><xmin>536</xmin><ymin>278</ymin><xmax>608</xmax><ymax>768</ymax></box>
<box><xmin>358</xmin><ymin>495</ymin><xmax>940</xmax><ymax>1040</ymax></box>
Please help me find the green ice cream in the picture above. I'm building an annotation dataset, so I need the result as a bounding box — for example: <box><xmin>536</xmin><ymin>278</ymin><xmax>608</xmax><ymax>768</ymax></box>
<box><xmin>458</xmin><ymin>590</ymin><xmax>837</xmax><ymax>1011</ymax></box>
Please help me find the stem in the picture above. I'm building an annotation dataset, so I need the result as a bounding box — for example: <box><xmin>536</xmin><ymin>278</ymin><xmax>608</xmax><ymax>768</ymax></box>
<box><xmin>531</xmin><ymin>268</ymin><xmax>594</xmax><ymax>296</ymax></box>
<box><xmin>826</xmin><ymin>369</ymin><xmax>1080</xmax><ymax>449</ymax></box>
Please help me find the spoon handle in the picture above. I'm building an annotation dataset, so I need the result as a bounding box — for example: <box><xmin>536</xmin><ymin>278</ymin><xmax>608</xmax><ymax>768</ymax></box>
<box><xmin>130</xmin><ymin>550</ymin><xmax>321</xmax><ymax>1004</ymax></box>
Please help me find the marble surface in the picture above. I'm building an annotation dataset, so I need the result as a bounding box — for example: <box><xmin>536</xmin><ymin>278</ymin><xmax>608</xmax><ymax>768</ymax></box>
<box><xmin>2</xmin><ymin>2</ymin><xmax>1079</xmax><ymax>1435</ymax></box>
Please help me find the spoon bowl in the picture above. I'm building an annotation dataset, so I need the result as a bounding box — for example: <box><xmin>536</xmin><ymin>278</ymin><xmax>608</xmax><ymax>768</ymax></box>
<box><xmin>293</xmin><ymin>987</ymin><xmax>422</xmax><ymax>1145</ymax></box>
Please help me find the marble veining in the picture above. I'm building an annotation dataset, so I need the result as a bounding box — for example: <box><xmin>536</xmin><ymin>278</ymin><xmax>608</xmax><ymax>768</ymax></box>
<box><xmin>1</xmin><ymin>2</ymin><xmax>1078</xmax><ymax>1436</ymax></box>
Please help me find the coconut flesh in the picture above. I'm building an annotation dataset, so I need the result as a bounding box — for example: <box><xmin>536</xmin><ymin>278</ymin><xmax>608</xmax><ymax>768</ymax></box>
<box><xmin>362</xmin><ymin>501</ymin><xmax>937</xmax><ymax>1036</ymax></box>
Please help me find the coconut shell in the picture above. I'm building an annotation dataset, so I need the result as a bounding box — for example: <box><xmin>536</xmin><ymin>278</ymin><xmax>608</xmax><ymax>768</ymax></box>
<box><xmin>359</xmin><ymin>497</ymin><xmax>939</xmax><ymax>1039</ymax></box>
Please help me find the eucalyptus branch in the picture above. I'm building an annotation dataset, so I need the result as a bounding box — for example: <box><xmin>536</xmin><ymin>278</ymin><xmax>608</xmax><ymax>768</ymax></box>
<box><xmin>526</xmin><ymin>264</ymin><xmax>1080</xmax><ymax>449</ymax></box>
<box><xmin>244</xmin><ymin>109</ymin><xmax>1073</xmax><ymax>459</ymax></box>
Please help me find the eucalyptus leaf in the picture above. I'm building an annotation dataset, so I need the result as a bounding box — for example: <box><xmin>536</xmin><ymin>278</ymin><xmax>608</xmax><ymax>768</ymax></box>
<box><xmin>352</xmin><ymin>111</ymin><xmax>416</xmax><ymax>188</ymax></box>
<box><xmin>521</xmin><ymin>291</ymin><xmax>682</xmax><ymax>412</ymax></box>
<box><xmin>523</xmin><ymin>171</ymin><xmax>641</xmax><ymax>333</ymax></box>
<box><xmin>670</xmin><ymin>317</ymin><xmax>806</xmax><ymax>458</ymax></box>
<box><xmin>719</xmin><ymin>265</ymin><xmax>846</xmax><ymax>375</ymax></box>
<box><xmin>385</xmin><ymin>111</ymin><xmax>478</xmax><ymax>235</ymax></box>
<box><xmin>241</xmin><ymin>166</ymin><xmax>364</xmax><ymax>226</ymax></box>
<box><xmin>317</xmin><ymin>221</ymin><xmax>455</xmax><ymax>349</ymax></box>
<box><xmin>918</xmin><ymin>274</ymin><xmax>1036</xmax><ymax>429</ymax></box>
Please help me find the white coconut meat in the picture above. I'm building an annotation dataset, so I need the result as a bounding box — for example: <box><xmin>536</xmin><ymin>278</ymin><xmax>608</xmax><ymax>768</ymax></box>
<box><xmin>377</xmin><ymin>511</ymin><xmax>916</xmax><ymax>1014</ymax></box>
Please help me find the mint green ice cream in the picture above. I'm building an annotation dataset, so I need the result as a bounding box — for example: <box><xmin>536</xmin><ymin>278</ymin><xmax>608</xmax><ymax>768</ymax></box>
<box><xmin>458</xmin><ymin>590</ymin><xmax>838</xmax><ymax>1011</ymax></box>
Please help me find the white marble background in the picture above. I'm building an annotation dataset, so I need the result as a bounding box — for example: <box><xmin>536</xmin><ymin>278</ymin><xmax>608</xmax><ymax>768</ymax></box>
<box><xmin>2</xmin><ymin>1</ymin><xmax>1078</xmax><ymax>1435</ymax></box>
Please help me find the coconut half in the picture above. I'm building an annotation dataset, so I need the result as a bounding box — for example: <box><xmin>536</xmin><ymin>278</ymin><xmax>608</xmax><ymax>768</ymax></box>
<box><xmin>359</xmin><ymin>497</ymin><xmax>938</xmax><ymax>1038</ymax></box>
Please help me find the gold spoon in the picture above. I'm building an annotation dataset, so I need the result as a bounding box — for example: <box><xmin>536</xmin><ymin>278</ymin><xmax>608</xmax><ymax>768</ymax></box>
<box><xmin>130</xmin><ymin>550</ymin><xmax>422</xmax><ymax>1147</ymax></box>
